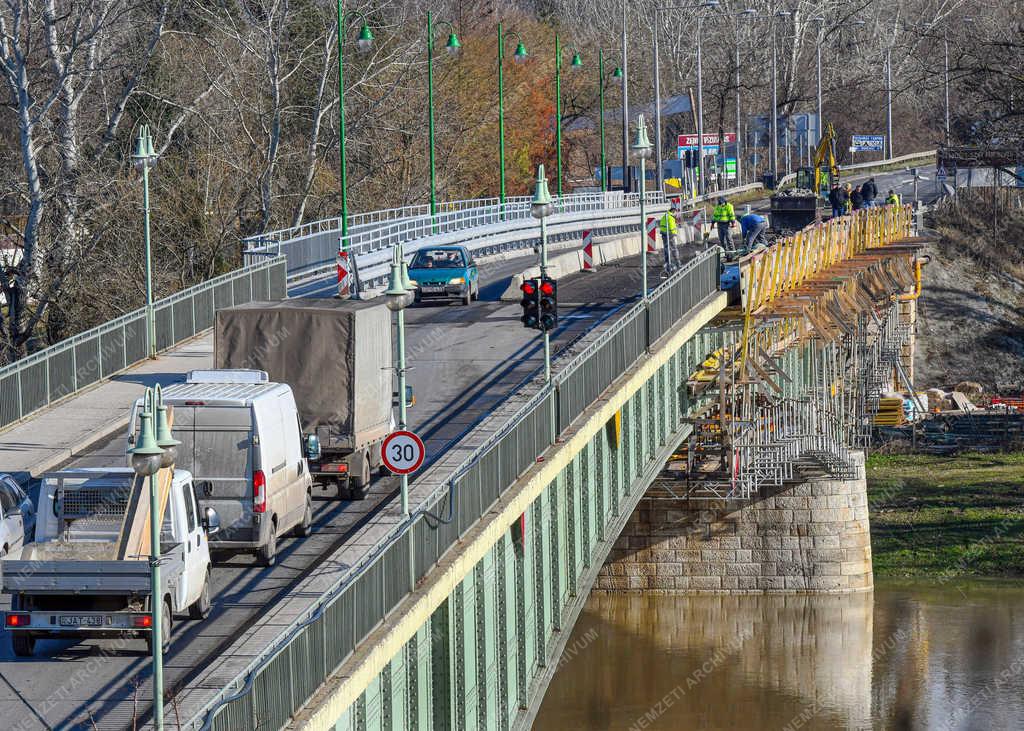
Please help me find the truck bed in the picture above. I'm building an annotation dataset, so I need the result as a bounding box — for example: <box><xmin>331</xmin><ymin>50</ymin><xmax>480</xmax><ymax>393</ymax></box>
<box><xmin>3</xmin><ymin>544</ymin><xmax>184</xmax><ymax>595</ymax></box>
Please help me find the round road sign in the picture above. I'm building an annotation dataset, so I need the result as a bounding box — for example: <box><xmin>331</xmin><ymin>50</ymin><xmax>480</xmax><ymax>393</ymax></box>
<box><xmin>381</xmin><ymin>430</ymin><xmax>426</xmax><ymax>475</ymax></box>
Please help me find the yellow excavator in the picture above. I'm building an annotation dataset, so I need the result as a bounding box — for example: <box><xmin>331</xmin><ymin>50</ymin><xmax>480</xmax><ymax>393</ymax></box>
<box><xmin>770</xmin><ymin>121</ymin><xmax>840</xmax><ymax>231</ymax></box>
<box><xmin>795</xmin><ymin>121</ymin><xmax>840</xmax><ymax>194</ymax></box>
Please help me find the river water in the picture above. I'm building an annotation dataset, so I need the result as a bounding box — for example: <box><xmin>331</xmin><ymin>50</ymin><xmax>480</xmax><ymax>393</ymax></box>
<box><xmin>533</xmin><ymin>580</ymin><xmax>1024</xmax><ymax>730</ymax></box>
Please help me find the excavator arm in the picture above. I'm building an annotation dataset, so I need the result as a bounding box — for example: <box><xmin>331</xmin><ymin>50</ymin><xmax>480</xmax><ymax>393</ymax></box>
<box><xmin>812</xmin><ymin>122</ymin><xmax>839</xmax><ymax>192</ymax></box>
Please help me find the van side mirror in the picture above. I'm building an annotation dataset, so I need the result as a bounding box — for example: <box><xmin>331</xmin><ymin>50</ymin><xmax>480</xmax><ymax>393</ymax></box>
<box><xmin>203</xmin><ymin>506</ymin><xmax>221</xmax><ymax>536</ymax></box>
<box><xmin>406</xmin><ymin>385</ymin><xmax>415</xmax><ymax>409</ymax></box>
<box><xmin>305</xmin><ymin>434</ymin><xmax>321</xmax><ymax>461</ymax></box>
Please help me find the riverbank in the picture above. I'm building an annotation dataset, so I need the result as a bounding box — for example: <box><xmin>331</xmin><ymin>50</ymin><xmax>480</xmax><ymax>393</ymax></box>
<box><xmin>867</xmin><ymin>452</ymin><xmax>1024</xmax><ymax>577</ymax></box>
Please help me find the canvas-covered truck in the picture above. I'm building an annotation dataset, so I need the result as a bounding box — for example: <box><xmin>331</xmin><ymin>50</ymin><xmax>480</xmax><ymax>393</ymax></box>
<box><xmin>215</xmin><ymin>299</ymin><xmax>394</xmax><ymax>500</ymax></box>
<box><xmin>2</xmin><ymin>468</ymin><xmax>220</xmax><ymax>656</ymax></box>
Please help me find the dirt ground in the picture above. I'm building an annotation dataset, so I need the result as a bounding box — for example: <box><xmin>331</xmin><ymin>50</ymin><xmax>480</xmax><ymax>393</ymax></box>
<box><xmin>914</xmin><ymin>188</ymin><xmax>1024</xmax><ymax>393</ymax></box>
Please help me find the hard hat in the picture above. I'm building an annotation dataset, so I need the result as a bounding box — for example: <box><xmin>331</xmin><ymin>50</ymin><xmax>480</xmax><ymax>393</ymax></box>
<box><xmin>717</xmin><ymin>196</ymin><xmax>726</xmax><ymax>204</ymax></box>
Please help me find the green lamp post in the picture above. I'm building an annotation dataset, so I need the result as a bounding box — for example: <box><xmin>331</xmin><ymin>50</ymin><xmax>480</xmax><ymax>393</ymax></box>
<box><xmin>554</xmin><ymin>36</ymin><xmax>583</xmax><ymax>198</ymax></box>
<box><xmin>130</xmin><ymin>386</ymin><xmax>168</xmax><ymax>729</ymax></box>
<box><xmin>497</xmin><ymin>24</ymin><xmax>529</xmax><ymax>211</ymax></box>
<box><xmin>631</xmin><ymin>114</ymin><xmax>653</xmax><ymax>301</ymax></box>
<box><xmin>132</xmin><ymin>125</ymin><xmax>158</xmax><ymax>358</ymax></box>
<box><xmin>336</xmin><ymin>6</ymin><xmax>374</xmax><ymax>246</ymax></box>
<box><xmin>384</xmin><ymin>250</ymin><xmax>413</xmax><ymax>520</ymax></box>
<box><xmin>530</xmin><ymin>164</ymin><xmax>554</xmax><ymax>384</ymax></box>
<box><xmin>427</xmin><ymin>12</ymin><xmax>462</xmax><ymax>223</ymax></box>
<box><xmin>597</xmin><ymin>51</ymin><xmax>624</xmax><ymax>192</ymax></box>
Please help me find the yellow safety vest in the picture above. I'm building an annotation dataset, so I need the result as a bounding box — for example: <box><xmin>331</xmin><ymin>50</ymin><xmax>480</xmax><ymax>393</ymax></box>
<box><xmin>712</xmin><ymin>203</ymin><xmax>735</xmax><ymax>223</ymax></box>
<box><xmin>886</xmin><ymin>194</ymin><xmax>900</xmax><ymax>205</ymax></box>
<box><xmin>659</xmin><ymin>211</ymin><xmax>678</xmax><ymax>234</ymax></box>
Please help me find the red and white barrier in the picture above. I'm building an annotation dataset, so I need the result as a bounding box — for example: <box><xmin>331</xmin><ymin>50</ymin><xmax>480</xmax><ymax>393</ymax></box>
<box><xmin>336</xmin><ymin>248</ymin><xmax>351</xmax><ymax>297</ymax></box>
<box><xmin>645</xmin><ymin>216</ymin><xmax>657</xmax><ymax>252</ymax></box>
<box><xmin>581</xmin><ymin>229</ymin><xmax>595</xmax><ymax>272</ymax></box>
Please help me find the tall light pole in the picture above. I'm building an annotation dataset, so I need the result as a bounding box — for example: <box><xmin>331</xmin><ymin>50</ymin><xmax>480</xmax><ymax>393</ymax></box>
<box><xmin>620</xmin><ymin>0</ymin><xmax>630</xmax><ymax>191</ymax></box>
<box><xmin>426</xmin><ymin>13</ymin><xmax>462</xmax><ymax>220</ymax></box>
<box><xmin>554</xmin><ymin>36</ymin><xmax>583</xmax><ymax>198</ymax></box>
<box><xmin>598</xmin><ymin>51</ymin><xmax>624</xmax><ymax>192</ymax></box>
<box><xmin>531</xmin><ymin>165</ymin><xmax>554</xmax><ymax>382</ymax></box>
<box><xmin>943</xmin><ymin>31</ymin><xmax>950</xmax><ymax>145</ymax></box>
<box><xmin>631</xmin><ymin>115</ymin><xmax>653</xmax><ymax>300</ymax></box>
<box><xmin>733</xmin><ymin>9</ymin><xmax>756</xmax><ymax>185</ymax></box>
<box><xmin>653</xmin><ymin>3</ymin><xmax>719</xmax><ymax>196</ymax></box>
<box><xmin>384</xmin><ymin>248</ymin><xmax>414</xmax><ymax>519</ymax></box>
<box><xmin>335</xmin><ymin>9</ymin><xmax>373</xmax><ymax>243</ymax></box>
<box><xmin>885</xmin><ymin>46</ymin><xmax>894</xmax><ymax>158</ymax></box>
<box><xmin>497</xmin><ymin>25</ymin><xmax>528</xmax><ymax>209</ymax></box>
<box><xmin>769</xmin><ymin>10</ymin><xmax>791</xmax><ymax>184</ymax></box>
<box><xmin>130</xmin><ymin>385</ymin><xmax>178</xmax><ymax>730</ymax></box>
<box><xmin>133</xmin><ymin>125</ymin><xmax>158</xmax><ymax>359</ymax></box>
<box><xmin>811</xmin><ymin>16</ymin><xmax>825</xmax><ymax>146</ymax></box>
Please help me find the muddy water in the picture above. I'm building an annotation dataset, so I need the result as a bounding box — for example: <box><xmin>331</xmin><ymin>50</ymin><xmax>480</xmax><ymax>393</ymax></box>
<box><xmin>533</xmin><ymin>580</ymin><xmax>1024</xmax><ymax>730</ymax></box>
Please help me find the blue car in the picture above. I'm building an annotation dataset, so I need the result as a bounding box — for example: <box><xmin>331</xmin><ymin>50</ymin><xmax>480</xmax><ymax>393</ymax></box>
<box><xmin>407</xmin><ymin>245</ymin><xmax>480</xmax><ymax>305</ymax></box>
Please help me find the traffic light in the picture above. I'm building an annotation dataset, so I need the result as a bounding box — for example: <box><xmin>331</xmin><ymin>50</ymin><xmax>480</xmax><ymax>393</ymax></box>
<box><xmin>519</xmin><ymin>279</ymin><xmax>539</xmax><ymax>329</ymax></box>
<box><xmin>538</xmin><ymin>277</ymin><xmax>557</xmax><ymax>331</ymax></box>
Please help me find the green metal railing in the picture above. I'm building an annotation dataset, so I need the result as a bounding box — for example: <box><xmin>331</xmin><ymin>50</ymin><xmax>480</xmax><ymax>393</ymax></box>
<box><xmin>192</xmin><ymin>248</ymin><xmax>722</xmax><ymax>731</ymax></box>
<box><xmin>0</xmin><ymin>257</ymin><xmax>286</xmax><ymax>431</ymax></box>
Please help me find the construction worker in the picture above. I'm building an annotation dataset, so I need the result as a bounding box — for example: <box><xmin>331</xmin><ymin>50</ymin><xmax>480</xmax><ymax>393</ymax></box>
<box><xmin>658</xmin><ymin>208</ymin><xmax>680</xmax><ymax>273</ymax></box>
<box><xmin>851</xmin><ymin>184</ymin><xmax>865</xmax><ymax>211</ymax></box>
<box><xmin>843</xmin><ymin>183</ymin><xmax>853</xmax><ymax>214</ymax></box>
<box><xmin>885</xmin><ymin>189</ymin><xmax>900</xmax><ymax>205</ymax></box>
<box><xmin>712</xmin><ymin>196</ymin><xmax>736</xmax><ymax>251</ymax></box>
<box><xmin>827</xmin><ymin>183</ymin><xmax>848</xmax><ymax>219</ymax></box>
<box><xmin>739</xmin><ymin>211</ymin><xmax>769</xmax><ymax>252</ymax></box>
<box><xmin>862</xmin><ymin>177</ymin><xmax>878</xmax><ymax>207</ymax></box>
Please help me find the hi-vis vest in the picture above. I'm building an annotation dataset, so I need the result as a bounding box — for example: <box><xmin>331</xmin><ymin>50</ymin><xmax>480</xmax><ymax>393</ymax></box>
<box><xmin>886</xmin><ymin>193</ymin><xmax>900</xmax><ymax>205</ymax></box>
<box><xmin>659</xmin><ymin>211</ymin><xmax>678</xmax><ymax>234</ymax></box>
<box><xmin>712</xmin><ymin>203</ymin><xmax>735</xmax><ymax>223</ymax></box>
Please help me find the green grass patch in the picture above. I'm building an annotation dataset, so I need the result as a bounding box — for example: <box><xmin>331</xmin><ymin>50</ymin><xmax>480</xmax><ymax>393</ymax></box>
<box><xmin>866</xmin><ymin>452</ymin><xmax>1024</xmax><ymax>578</ymax></box>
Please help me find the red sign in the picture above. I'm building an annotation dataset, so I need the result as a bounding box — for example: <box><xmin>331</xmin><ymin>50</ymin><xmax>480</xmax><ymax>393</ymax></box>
<box><xmin>678</xmin><ymin>133</ymin><xmax>736</xmax><ymax>147</ymax></box>
<box><xmin>381</xmin><ymin>430</ymin><xmax>426</xmax><ymax>475</ymax></box>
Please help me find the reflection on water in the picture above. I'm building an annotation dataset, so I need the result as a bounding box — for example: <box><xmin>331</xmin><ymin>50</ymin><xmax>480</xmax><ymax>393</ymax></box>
<box><xmin>533</xmin><ymin>580</ymin><xmax>1024</xmax><ymax>730</ymax></box>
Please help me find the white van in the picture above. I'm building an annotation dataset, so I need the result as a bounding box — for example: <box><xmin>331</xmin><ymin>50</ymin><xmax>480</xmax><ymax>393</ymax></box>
<box><xmin>129</xmin><ymin>370</ymin><xmax>312</xmax><ymax>566</ymax></box>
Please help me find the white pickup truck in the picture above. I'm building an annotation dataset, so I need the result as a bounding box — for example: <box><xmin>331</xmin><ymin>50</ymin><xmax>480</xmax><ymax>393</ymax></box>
<box><xmin>1</xmin><ymin>468</ymin><xmax>219</xmax><ymax>657</ymax></box>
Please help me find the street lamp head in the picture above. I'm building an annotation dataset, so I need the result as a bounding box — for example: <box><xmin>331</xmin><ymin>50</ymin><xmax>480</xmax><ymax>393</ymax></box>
<box><xmin>384</xmin><ymin>258</ymin><xmax>409</xmax><ymax>312</ymax></box>
<box><xmin>612</xmin><ymin>66</ymin><xmax>623</xmax><ymax>84</ymax></box>
<box><xmin>153</xmin><ymin>384</ymin><xmax>180</xmax><ymax>469</ymax></box>
<box><xmin>513</xmin><ymin>42</ymin><xmax>528</xmax><ymax>63</ymax></box>
<box><xmin>570</xmin><ymin>52</ymin><xmax>583</xmax><ymax>71</ymax></box>
<box><xmin>531</xmin><ymin>164</ymin><xmax>553</xmax><ymax>219</ymax></box>
<box><xmin>131</xmin><ymin>389</ymin><xmax>164</xmax><ymax>478</ymax></box>
<box><xmin>630</xmin><ymin>114</ymin><xmax>653</xmax><ymax>160</ymax></box>
<box><xmin>445</xmin><ymin>32</ymin><xmax>462</xmax><ymax>56</ymax></box>
<box><xmin>132</xmin><ymin>125</ymin><xmax>157</xmax><ymax>172</ymax></box>
<box><xmin>357</xmin><ymin>23</ymin><xmax>374</xmax><ymax>53</ymax></box>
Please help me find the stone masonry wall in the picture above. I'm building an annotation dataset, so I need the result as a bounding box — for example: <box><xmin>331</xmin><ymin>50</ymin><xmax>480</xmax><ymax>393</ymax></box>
<box><xmin>594</xmin><ymin>452</ymin><xmax>872</xmax><ymax>594</ymax></box>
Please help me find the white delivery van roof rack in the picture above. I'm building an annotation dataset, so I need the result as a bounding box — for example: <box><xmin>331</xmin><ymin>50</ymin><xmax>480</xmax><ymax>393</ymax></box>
<box><xmin>187</xmin><ymin>369</ymin><xmax>269</xmax><ymax>384</ymax></box>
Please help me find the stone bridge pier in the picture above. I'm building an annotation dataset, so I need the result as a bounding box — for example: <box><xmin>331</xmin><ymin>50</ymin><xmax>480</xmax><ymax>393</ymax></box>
<box><xmin>596</xmin><ymin>452</ymin><xmax>873</xmax><ymax>594</ymax></box>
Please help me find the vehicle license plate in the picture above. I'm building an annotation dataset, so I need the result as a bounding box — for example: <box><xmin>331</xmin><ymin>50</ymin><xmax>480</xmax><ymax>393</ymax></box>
<box><xmin>59</xmin><ymin>615</ymin><xmax>103</xmax><ymax>627</ymax></box>
<box><xmin>422</xmin><ymin>285</ymin><xmax>445</xmax><ymax>293</ymax></box>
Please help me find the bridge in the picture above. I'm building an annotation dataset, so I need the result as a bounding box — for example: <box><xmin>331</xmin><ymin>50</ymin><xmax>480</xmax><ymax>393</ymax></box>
<box><xmin>0</xmin><ymin>157</ymin><xmax>938</xmax><ymax>730</ymax></box>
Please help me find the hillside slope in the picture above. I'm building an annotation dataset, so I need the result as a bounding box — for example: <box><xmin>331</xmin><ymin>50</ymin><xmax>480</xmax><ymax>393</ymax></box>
<box><xmin>914</xmin><ymin>188</ymin><xmax>1024</xmax><ymax>393</ymax></box>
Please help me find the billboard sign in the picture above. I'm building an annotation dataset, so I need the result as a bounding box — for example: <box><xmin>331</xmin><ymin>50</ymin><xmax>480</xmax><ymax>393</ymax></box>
<box><xmin>678</xmin><ymin>133</ymin><xmax>736</xmax><ymax>148</ymax></box>
<box><xmin>851</xmin><ymin>134</ymin><xmax>885</xmax><ymax>152</ymax></box>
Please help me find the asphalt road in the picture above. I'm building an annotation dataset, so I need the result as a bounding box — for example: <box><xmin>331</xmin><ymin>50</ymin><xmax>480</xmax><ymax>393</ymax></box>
<box><xmin>0</xmin><ymin>246</ymin><xmax>661</xmax><ymax>730</ymax></box>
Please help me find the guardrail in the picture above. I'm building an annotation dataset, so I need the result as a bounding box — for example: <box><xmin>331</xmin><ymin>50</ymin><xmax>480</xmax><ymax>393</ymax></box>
<box><xmin>190</xmin><ymin>248</ymin><xmax>723</xmax><ymax>731</ymax></box>
<box><xmin>245</xmin><ymin>190</ymin><xmax>671</xmax><ymax>287</ymax></box>
<box><xmin>0</xmin><ymin>257</ymin><xmax>287</xmax><ymax>431</ymax></box>
<box><xmin>777</xmin><ymin>149</ymin><xmax>938</xmax><ymax>188</ymax></box>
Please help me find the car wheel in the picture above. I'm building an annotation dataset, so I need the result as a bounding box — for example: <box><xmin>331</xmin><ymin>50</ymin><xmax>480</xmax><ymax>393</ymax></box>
<box><xmin>189</xmin><ymin>571</ymin><xmax>212</xmax><ymax>620</ymax></box>
<box><xmin>350</xmin><ymin>452</ymin><xmax>371</xmax><ymax>492</ymax></box>
<box><xmin>11</xmin><ymin>633</ymin><xmax>35</xmax><ymax>658</ymax></box>
<box><xmin>146</xmin><ymin>598</ymin><xmax>173</xmax><ymax>654</ymax></box>
<box><xmin>294</xmin><ymin>494</ymin><xmax>313</xmax><ymax>537</ymax></box>
<box><xmin>258</xmin><ymin>521</ymin><xmax>277</xmax><ymax>567</ymax></box>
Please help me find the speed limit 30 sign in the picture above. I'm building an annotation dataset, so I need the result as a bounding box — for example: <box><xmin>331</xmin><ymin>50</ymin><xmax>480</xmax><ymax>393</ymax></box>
<box><xmin>381</xmin><ymin>430</ymin><xmax>426</xmax><ymax>475</ymax></box>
